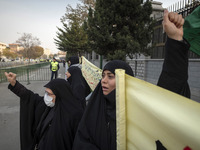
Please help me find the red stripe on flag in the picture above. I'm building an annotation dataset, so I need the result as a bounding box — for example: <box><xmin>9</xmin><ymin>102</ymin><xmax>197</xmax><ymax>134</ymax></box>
<box><xmin>184</xmin><ymin>146</ymin><xmax>192</xmax><ymax>150</ymax></box>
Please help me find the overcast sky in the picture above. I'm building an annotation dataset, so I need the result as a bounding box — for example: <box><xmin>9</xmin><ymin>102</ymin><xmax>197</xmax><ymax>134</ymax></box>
<box><xmin>0</xmin><ymin>0</ymin><xmax>179</xmax><ymax>54</ymax></box>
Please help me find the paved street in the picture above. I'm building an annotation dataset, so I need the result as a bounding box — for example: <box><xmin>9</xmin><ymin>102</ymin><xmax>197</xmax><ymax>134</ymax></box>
<box><xmin>0</xmin><ymin>64</ymin><xmax>67</xmax><ymax>150</ymax></box>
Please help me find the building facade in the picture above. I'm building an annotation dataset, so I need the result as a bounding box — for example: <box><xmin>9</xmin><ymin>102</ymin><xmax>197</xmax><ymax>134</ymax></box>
<box><xmin>8</xmin><ymin>43</ymin><xmax>24</xmax><ymax>52</ymax></box>
<box><xmin>0</xmin><ymin>42</ymin><xmax>7</xmax><ymax>53</ymax></box>
<box><xmin>0</xmin><ymin>42</ymin><xmax>7</xmax><ymax>61</ymax></box>
<box><xmin>42</xmin><ymin>48</ymin><xmax>52</xmax><ymax>59</ymax></box>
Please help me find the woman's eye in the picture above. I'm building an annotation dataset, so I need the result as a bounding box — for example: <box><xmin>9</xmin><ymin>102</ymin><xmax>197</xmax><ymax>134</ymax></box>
<box><xmin>108</xmin><ymin>75</ymin><xmax>114</xmax><ymax>79</ymax></box>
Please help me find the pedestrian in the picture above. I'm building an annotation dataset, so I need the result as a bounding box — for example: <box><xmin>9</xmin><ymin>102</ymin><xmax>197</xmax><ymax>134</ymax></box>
<box><xmin>66</xmin><ymin>66</ymin><xmax>91</xmax><ymax>109</ymax></box>
<box><xmin>66</xmin><ymin>56</ymin><xmax>91</xmax><ymax>108</ymax></box>
<box><xmin>50</xmin><ymin>58</ymin><xmax>60</xmax><ymax>80</ymax></box>
<box><xmin>67</xmin><ymin>56</ymin><xmax>80</xmax><ymax>68</ymax></box>
<box><xmin>62</xmin><ymin>59</ymin><xmax>66</xmax><ymax>67</ymax></box>
<box><xmin>72</xmin><ymin>10</ymin><xmax>190</xmax><ymax>150</ymax></box>
<box><xmin>5</xmin><ymin>72</ymin><xmax>84</xmax><ymax>150</ymax></box>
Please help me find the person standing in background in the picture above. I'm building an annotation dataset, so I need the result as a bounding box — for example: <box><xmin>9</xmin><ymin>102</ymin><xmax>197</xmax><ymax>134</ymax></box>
<box><xmin>62</xmin><ymin>59</ymin><xmax>66</xmax><ymax>67</ymax></box>
<box><xmin>66</xmin><ymin>66</ymin><xmax>91</xmax><ymax>109</ymax></box>
<box><xmin>66</xmin><ymin>56</ymin><xmax>91</xmax><ymax>108</ymax></box>
<box><xmin>50</xmin><ymin>58</ymin><xmax>60</xmax><ymax>80</ymax></box>
<box><xmin>67</xmin><ymin>56</ymin><xmax>81</xmax><ymax>68</ymax></box>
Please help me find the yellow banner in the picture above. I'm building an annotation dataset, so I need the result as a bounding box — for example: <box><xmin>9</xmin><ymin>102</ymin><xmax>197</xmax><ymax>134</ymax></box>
<box><xmin>81</xmin><ymin>56</ymin><xmax>102</xmax><ymax>91</ymax></box>
<box><xmin>116</xmin><ymin>69</ymin><xmax>200</xmax><ymax>150</ymax></box>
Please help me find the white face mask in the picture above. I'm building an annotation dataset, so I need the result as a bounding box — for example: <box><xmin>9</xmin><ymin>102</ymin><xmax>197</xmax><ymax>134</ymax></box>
<box><xmin>44</xmin><ymin>92</ymin><xmax>55</xmax><ymax>107</ymax></box>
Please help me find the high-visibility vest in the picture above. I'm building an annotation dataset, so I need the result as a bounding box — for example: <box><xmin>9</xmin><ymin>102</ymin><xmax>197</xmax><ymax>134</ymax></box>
<box><xmin>51</xmin><ymin>61</ymin><xmax>59</xmax><ymax>71</ymax></box>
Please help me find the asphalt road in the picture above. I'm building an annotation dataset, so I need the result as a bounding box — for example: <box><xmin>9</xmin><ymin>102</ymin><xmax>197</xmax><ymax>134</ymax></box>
<box><xmin>0</xmin><ymin>64</ymin><xmax>67</xmax><ymax>150</ymax></box>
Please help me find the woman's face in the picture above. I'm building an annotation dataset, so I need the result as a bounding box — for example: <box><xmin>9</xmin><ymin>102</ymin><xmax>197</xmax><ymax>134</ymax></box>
<box><xmin>45</xmin><ymin>88</ymin><xmax>56</xmax><ymax>103</ymax></box>
<box><xmin>101</xmin><ymin>70</ymin><xmax>116</xmax><ymax>95</ymax></box>
<box><xmin>65</xmin><ymin>71</ymin><xmax>71</xmax><ymax>79</ymax></box>
<box><xmin>68</xmin><ymin>60</ymin><xmax>71</xmax><ymax>66</ymax></box>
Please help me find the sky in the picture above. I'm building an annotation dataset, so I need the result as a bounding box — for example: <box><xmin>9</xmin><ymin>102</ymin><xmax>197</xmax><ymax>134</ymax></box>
<box><xmin>0</xmin><ymin>0</ymin><xmax>179</xmax><ymax>54</ymax></box>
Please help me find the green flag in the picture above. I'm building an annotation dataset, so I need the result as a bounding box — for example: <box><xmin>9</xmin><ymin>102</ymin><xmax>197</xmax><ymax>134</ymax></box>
<box><xmin>183</xmin><ymin>6</ymin><xmax>200</xmax><ymax>56</ymax></box>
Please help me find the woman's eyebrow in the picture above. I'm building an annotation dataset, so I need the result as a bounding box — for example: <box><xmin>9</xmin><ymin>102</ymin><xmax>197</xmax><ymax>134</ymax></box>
<box><xmin>45</xmin><ymin>91</ymin><xmax>53</xmax><ymax>94</ymax></box>
<box><xmin>107</xmin><ymin>73</ymin><xmax>114</xmax><ymax>75</ymax></box>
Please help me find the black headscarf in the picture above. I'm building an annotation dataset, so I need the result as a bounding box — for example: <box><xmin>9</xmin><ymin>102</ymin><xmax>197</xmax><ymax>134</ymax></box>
<box><xmin>67</xmin><ymin>66</ymin><xmax>91</xmax><ymax>108</ymax></box>
<box><xmin>68</xmin><ymin>56</ymin><xmax>79</xmax><ymax>66</ymax></box>
<box><xmin>72</xmin><ymin>60</ymin><xmax>134</xmax><ymax>150</ymax></box>
<box><xmin>103</xmin><ymin>60</ymin><xmax>134</xmax><ymax>76</ymax></box>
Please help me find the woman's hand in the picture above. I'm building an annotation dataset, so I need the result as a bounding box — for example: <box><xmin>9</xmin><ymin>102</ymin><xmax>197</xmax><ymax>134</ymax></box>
<box><xmin>163</xmin><ymin>9</ymin><xmax>184</xmax><ymax>41</ymax></box>
<box><xmin>4</xmin><ymin>72</ymin><xmax>17</xmax><ymax>86</ymax></box>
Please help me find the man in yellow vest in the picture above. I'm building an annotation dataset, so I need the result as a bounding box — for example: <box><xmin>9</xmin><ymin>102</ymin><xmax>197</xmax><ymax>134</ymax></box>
<box><xmin>50</xmin><ymin>58</ymin><xmax>60</xmax><ymax>80</ymax></box>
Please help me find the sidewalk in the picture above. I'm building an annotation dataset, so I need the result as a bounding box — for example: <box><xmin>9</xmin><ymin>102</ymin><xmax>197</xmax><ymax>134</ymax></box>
<box><xmin>0</xmin><ymin>64</ymin><xmax>67</xmax><ymax>150</ymax></box>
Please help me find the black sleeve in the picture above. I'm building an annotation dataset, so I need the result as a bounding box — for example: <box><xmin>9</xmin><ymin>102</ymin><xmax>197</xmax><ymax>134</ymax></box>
<box><xmin>8</xmin><ymin>81</ymin><xmax>44</xmax><ymax>106</ymax></box>
<box><xmin>8</xmin><ymin>81</ymin><xmax>46</xmax><ymax>150</ymax></box>
<box><xmin>157</xmin><ymin>37</ymin><xmax>191</xmax><ymax>98</ymax></box>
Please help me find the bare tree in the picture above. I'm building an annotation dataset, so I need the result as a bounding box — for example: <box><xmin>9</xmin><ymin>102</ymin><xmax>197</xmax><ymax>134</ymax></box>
<box><xmin>16</xmin><ymin>33</ymin><xmax>41</xmax><ymax>62</ymax></box>
<box><xmin>60</xmin><ymin>0</ymin><xmax>95</xmax><ymax>25</ymax></box>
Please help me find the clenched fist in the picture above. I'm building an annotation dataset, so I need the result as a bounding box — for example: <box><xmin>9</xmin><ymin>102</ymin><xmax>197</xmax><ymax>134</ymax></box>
<box><xmin>4</xmin><ymin>72</ymin><xmax>17</xmax><ymax>86</ymax></box>
<box><xmin>163</xmin><ymin>9</ymin><xmax>184</xmax><ymax>41</ymax></box>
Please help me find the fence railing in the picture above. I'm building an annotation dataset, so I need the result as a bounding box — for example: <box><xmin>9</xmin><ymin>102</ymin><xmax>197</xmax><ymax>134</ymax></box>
<box><xmin>0</xmin><ymin>62</ymin><xmax>51</xmax><ymax>84</ymax></box>
<box><xmin>152</xmin><ymin>0</ymin><xmax>200</xmax><ymax>59</ymax></box>
<box><xmin>167</xmin><ymin>0</ymin><xmax>200</xmax><ymax>17</ymax></box>
<box><xmin>0</xmin><ymin>61</ymin><xmax>40</xmax><ymax>68</ymax></box>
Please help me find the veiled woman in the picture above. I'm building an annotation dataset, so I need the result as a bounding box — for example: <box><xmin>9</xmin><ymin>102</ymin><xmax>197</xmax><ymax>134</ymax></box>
<box><xmin>66</xmin><ymin>66</ymin><xmax>91</xmax><ymax>108</ymax></box>
<box><xmin>72</xmin><ymin>60</ymin><xmax>134</xmax><ymax>150</ymax></box>
<box><xmin>72</xmin><ymin>10</ymin><xmax>190</xmax><ymax>150</ymax></box>
<box><xmin>4</xmin><ymin>74</ymin><xmax>83</xmax><ymax>150</ymax></box>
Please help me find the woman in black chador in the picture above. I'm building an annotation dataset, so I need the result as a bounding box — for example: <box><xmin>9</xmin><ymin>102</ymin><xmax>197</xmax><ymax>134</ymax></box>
<box><xmin>72</xmin><ymin>60</ymin><xmax>134</xmax><ymax>150</ymax></box>
<box><xmin>4</xmin><ymin>74</ymin><xmax>84</xmax><ymax>150</ymax></box>
<box><xmin>67</xmin><ymin>56</ymin><xmax>80</xmax><ymax>67</ymax></box>
<box><xmin>72</xmin><ymin>10</ymin><xmax>190</xmax><ymax>150</ymax></box>
<box><xmin>66</xmin><ymin>66</ymin><xmax>91</xmax><ymax>108</ymax></box>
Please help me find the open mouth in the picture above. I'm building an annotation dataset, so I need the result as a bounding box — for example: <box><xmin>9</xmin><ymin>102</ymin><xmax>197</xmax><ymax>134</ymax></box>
<box><xmin>102</xmin><ymin>86</ymin><xmax>108</xmax><ymax>91</ymax></box>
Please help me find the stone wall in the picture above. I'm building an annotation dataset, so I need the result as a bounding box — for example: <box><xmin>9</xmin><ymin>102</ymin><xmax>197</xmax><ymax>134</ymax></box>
<box><xmin>84</xmin><ymin>52</ymin><xmax>200</xmax><ymax>102</ymax></box>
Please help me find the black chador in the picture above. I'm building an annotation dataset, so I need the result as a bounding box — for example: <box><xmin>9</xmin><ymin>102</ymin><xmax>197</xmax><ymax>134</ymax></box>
<box><xmin>72</xmin><ymin>60</ymin><xmax>134</xmax><ymax>150</ymax></box>
<box><xmin>8</xmin><ymin>79</ymin><xmax>83</xmax><ymax>150</ymax></box>
<box><xmin>67</xmin><ymin>66</ymin><xmax>91</xmax><ymax>108</ymax></box>
<box><xmin>72</xmin><ymin>38</ymin><xmax>190</xmax><ymax>150</ymax></box>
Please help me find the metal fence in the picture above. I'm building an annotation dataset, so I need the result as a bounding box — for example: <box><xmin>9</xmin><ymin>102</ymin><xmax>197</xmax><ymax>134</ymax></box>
<box><xmin>0</xmin><ymin>61</ymin><xmax>37</xmax><ymax>68</ymax></box>
<box><xmin>167</xmin><ymin>0</ymin><xmax>200</xmax><ymax>17</ymax></box>
<box><xmin>0</xmin><ymin>62</ymin><xmax>51</xmax><ymax>84</ymax></box>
